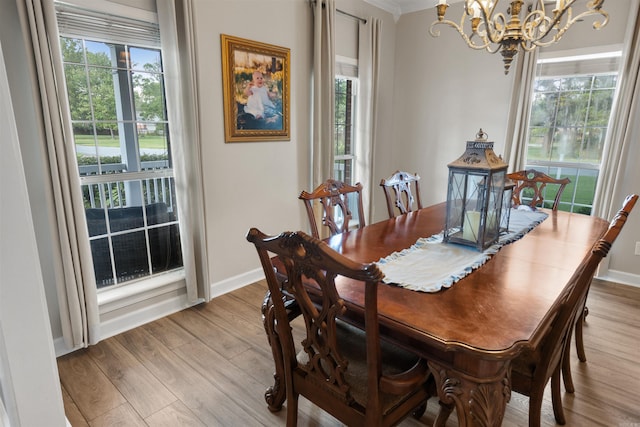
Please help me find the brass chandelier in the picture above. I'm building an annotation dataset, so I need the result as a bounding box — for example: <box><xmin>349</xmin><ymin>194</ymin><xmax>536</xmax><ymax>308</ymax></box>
<box><xmin>430</xmin><ymin>0</ymin><xmax>609</xmax><ymax>74</ymax></box>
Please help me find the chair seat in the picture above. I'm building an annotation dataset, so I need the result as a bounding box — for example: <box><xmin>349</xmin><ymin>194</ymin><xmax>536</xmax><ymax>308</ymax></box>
<box><xmin>297</xmin><ymin>319</ymin><xmax>428</xmax><ymax>414</ymax></box>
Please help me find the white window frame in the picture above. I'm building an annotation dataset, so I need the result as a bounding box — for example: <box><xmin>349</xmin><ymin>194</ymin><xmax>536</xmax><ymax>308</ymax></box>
<box><xmin>524</xmin><ymin>48</ymin><xmax>622</xmax><ymax>214</ymax></box>
<box><xmin>54</xmin><ymin>0</ymin><xmax>189</xmax><ymax>313</ymax></box>
<box><xmin>334</xmin><ymin>74</ymin><xmax>358</xmax><ymax>185</ymax></box>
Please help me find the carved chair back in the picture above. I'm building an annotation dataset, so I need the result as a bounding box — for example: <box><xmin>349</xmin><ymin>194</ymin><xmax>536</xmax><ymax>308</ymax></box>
<box><xmin>246</xmin><ymin>228</ymin><xmax>432</xmax><ymax>427</ymax></box>
<box><xmin>507</xmin><ymin>169</ymin><xmax>571</xmax><ymax>211</ymax></box>
<box><xmin>562</xmin><ymin>194</ymin><xmax>638</xmax><ymax>393</ymax></box>
<box><xmin>299</xmin><ymin>179</ymin><xmax>365</xmax><ymax>238</ymax></box>
<box><xmin>379</xmin><ymin>171</ymin><xmax>423</xmax><ymax>218</ymax></box>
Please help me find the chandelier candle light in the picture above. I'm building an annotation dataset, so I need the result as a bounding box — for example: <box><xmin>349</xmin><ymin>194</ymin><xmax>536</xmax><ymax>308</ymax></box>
<box><xmin>431</xmin><ymin>0</ymin><xmax>609</xmax><ymax>74</ymax></box>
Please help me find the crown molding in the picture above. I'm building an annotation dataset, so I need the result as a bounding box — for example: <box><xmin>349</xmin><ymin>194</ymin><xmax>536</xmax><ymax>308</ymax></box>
<box><xmin>363</xmin><ymin>0</ymin><xmax>402</xmax><ymax>21</ymax></box>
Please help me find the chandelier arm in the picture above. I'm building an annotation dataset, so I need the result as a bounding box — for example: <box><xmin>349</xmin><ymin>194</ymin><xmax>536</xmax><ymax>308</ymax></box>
<box><xmin>430</xmin><ymin>19</ymin><xmax>493</xmax><ymax>50</ymax></box>
<box><xmin>527</xmin><ymin>6</ymin><xmax>609</xmax><ymax>48</ymax></box>
<box><xmin>561</xmin><ymin>6</ymin><xmax>610</xmax><ymax>31</ymax></box>
<box><xmin>521</xmin><ymin>8</ymin><xmax>553</xmax><ymax>42</ymax></box>
<box><xmin>524</xmin><ymin>0</ymin><xmax>575</xmax><ymax>42</ymax></box>
<box><xmin>483</xmin><ymin>11</ymin><xmax>507</xmax><ymax>45</ymax></box>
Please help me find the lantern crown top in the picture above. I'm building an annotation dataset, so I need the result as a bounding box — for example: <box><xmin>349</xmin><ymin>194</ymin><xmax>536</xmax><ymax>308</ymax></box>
<box><xmin>448</xmin><ymin>128</ymin><xmax>508</xmax><ymax>171</ymax></box>
<box><xmin>476</xmin><ymin>128</ymin><xmax>488</xmax><ymax>141</ymax></box>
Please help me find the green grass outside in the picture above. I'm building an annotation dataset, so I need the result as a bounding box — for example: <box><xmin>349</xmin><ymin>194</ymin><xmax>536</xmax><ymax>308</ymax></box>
<box><xmin>74</xmin><ymin>134</ymin><xmax>167</xmax><ymax>150</ymax></box>
<box><xmin>522</xmin><ymin>143</ymin><xmax>599</xmax><ymax>213</ymax></box>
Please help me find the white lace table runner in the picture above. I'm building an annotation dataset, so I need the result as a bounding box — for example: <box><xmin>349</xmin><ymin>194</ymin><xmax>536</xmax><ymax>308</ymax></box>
<box><xmin>376</xmin><ymin>209</ymin><xmax>548</xmax><ymax>293</ymax></box>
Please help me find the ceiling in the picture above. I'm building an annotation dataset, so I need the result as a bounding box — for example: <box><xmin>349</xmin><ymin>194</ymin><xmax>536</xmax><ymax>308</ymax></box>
<box><xmin>364</xmin><ymin>0</ymin><xmax>467</xmax><ymax>20</ymax></box>
<box><xmin>365</xmin><ymin>0</ymin><xmax>556</xmax><ymax>19</ymax></box>
<box><xmin>363</xmin><ymin>0</ymin><xmax>434</xmax><ymax>18</ymax></box>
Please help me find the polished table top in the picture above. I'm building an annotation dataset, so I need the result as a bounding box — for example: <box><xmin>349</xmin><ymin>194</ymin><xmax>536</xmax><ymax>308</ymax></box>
<box><xmin>324</xmin><ymin>202</ymin><xmax>610</xmax><ymax>359</ymax></box>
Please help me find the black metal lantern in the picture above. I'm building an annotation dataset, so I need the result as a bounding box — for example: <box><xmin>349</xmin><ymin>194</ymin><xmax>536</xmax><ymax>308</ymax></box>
<box><xmin>443</xmin><ymin>129</ymin><xmax>508</xmax><ymax>251</ymax></box>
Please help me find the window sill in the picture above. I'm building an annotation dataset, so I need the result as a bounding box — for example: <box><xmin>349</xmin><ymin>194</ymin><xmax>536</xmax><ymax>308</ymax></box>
<box><xmin>97</xmin><ymin>269</ymin><xmax>186</xmax><ymax>314</ymax></box>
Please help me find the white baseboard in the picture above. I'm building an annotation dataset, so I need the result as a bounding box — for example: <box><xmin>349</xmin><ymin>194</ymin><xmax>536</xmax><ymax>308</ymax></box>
<box><xmin>596</xmin><ymin>269</ymin><xmax>640</xmax><ymax>288</ymax></box>
<box><xmin>209</xmin><ymin>267</ymin><xmax>265</xmax><ymax>298</ymax></box>
<box><xmin>53</xmin><ymin>337</ymin><xmax>78</xmax><ymax>357</ymax></box>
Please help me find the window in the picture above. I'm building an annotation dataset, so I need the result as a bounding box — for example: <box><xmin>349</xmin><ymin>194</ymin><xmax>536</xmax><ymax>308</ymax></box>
<box><xmin>56</xmin><ymin>4</ymin><xmax>183</xmax><ymax>288</ymax></box>
<box><xmin>334</xmin><ymin>75</ymin><xmax>360</xmax><ymax>227</ymax></box>
<box><xmin>334</xmin><ymin>76</ymin><xmax>356</xmax><ymax>184</ymax></box>
<box><xmin>524</xmin><ymin>53</ymin><xmax>620</xmax><ymax>214</ymax></box>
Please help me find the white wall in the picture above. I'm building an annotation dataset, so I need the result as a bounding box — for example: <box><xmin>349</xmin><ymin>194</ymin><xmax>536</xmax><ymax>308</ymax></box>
<box><xmin>189</xmin><ymin>0</ymin><xmax>312</xmax><ymax>286</ymax></box>
<box><xmin>391</xmin><ymin>2</ymin><xmax>514</xmax><ymax>207</ymax></box>
<box><xmin>0</xmin><ymin>38</ymin><xmax>67</xmax><ymax>427</ymax></box>
<box><xmin>190</xmin><ymin>0</ymin><xmax>401</xmax><ymax>286</ymax></box>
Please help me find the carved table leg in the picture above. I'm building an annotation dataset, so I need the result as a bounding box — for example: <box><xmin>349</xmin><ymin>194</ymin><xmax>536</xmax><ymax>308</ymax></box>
<box><xmin>434</xmin><ymin>400</ymin><xmax>454</xmax><ymax>427</ymax></box>
<box><xmin>261</xmin><ymin>291</ymin><xmax>286</xmax><ymax>412</ymax></box>
<box><xmin>428</xmin><ymin>360</ymin><xmax>511</xmax><ymax>427</ymax></box>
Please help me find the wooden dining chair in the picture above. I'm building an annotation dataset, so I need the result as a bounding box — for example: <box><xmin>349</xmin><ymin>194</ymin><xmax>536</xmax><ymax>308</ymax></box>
<box><xmin>437</xmin><ymin>196</ymin><xmax>637</xmax><ymax>427</ymax></box>
<box><xmin>247</xmin><ymin>228</ymin><xmax>434</xmax><ymax>427</ymax></box>
<box><xmin>513</xmin><ymin>195</ymin><xmax>639</xmax><ymax>427</ymax></box>
<box><xmin>507</xmin><ymin>169</ymin><xmax>571</xmax><ymax>211</ymax></box>
<box><xmin>299</xmin><ymin>179</ymin><xmax>365</xmax><ymax>238</ymax></box>
<box><xmin>379</xmin><ymin>171</ymin><xmax>423</xmax><ymax>218</ymax></box>
<box><xmin>561</xmin><ymin>194</ymin><xmax>638</xmax><ymax>394</ymax></box>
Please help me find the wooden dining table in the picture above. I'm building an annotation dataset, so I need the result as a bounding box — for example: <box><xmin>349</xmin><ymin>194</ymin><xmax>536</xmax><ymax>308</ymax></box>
<box><xmin>262</xmin><ymin>202</ymin><xmax>610</xmax><ymax>426</ymax></box>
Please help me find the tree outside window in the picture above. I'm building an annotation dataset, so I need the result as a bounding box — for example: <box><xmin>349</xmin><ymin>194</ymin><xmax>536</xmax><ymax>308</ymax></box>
<box><xmin>526</xmin><ymin>72</ymin><xmax>617</xmax><ymax>214</ymax></box>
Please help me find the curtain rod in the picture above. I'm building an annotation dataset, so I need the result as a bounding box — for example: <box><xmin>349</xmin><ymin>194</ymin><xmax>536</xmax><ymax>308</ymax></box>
<box><xmin>312</xmin><ymin>1</ymin><xmax>367</xmax><ymax>24</ymax></box>
<box><xmin>337</xmin><ymin>8</ymin><xmax>367</xmax><ymax>24</ymax></box>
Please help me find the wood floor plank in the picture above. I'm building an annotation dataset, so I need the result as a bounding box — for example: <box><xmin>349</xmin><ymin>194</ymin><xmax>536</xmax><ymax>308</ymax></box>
<box><xmin>230</xmin><ymin>279</ymin><xmax>268</xmax><ymax>308</ymax></box>
<box><xmin>141</xmin><ymin>315</ymin><xmax>198</xmax><ymax>350</ymax></box>
<box><xmin>190</xmin><ymin>296</ymin><xmax>270</xmax><ymax>355</ymax></box>
<box><xmin>89</xmin><ymin>402</ymin><xmax>147</xmax><ymax>427</ymax></box>
<box><xmin>168</xmin><ymin>307</ymin><xmax>253</xmax><ymax>359</ymax></box>
<box><xmin>226</xmin><ymin>345</ymin><xmax>282</xmax><ymax>390</ymax></box>
<box><xmin>60</xmin><ymin>383</ymin><xmax>89</xmax><ymax>427</ymax></box>
<box><xmin>57</xmin><ymin>280</ymin><xmax>640</xmax><ymax>426</ymax></box>
<box><xmin>87</xmin><ymin>337</ymin><xmax>177</xmax><ymax>418</ymax></box>
<box><xmin>173</xmin><ymin>339</ymin><xmax>286</xmax><ymax>426</ymax></box>
<box><xmin>204</xmin><ymin>294</ymin><xmax>266</xmax><ymax>332</ymax></box>
<box><xmin>115</xmin><ymin>326</ymin><xmax>258</xmax><ymax>426</ymax></box>
<box><xmin>57</xmin><ymin>349</ymin><xmax>126</xmax><ymax>421</ymax></box>
<box><xmin>145</xmin><ymin>401</ymin><xmax>207</xmax><ymax>427</ymax></box>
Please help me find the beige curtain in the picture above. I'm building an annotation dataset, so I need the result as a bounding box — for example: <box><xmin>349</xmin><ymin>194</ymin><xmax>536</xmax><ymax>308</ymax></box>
<box><xmin>503</xmin><ymin>48</ymin><xmax>538</xmax><ymax>172</ymax></box>
<box><xmin>157</xmin><ymin>0</ymin><xmax>209</xmax><ymax>303</ymax></box>
<box><xmin>311</xmin><ymin>0</ymin><xmax>336</xmax><ymax>187</ymax></box>
<box><xmin>355</xmin><ymin>18</ymin><xmax>382</xmax><ymax>223</ymax></box>
<box><xmin>16</xmin><ymin>0</ymin><xmax>99</xmax><ymax>347</ymax></box>
<box><xmin>593</xmin><ymin>0</ymin><xmax>640</xmax><ymax>219</ymax></box>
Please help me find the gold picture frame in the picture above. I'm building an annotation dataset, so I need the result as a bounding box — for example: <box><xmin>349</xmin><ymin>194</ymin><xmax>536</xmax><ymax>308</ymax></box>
<box><xmin>221</xmin><ymin>34</ymin><xmax>290</xmax><ymax>142</ymax></box>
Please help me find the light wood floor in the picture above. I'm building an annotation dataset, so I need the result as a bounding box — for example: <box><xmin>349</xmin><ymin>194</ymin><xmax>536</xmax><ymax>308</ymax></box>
<box><xmin>58</xmin><ymin>278</ymin><xmax>640</xmax><ymax>426</ymax></box>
